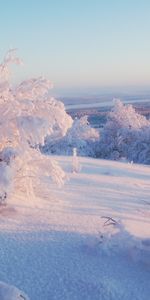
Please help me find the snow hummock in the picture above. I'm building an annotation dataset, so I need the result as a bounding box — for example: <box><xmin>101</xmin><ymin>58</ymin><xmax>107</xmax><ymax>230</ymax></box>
<box><xmin>0</xmin><ymin>281</ymin><xmax>29</xmax><ymax>300</ymax></box>
<box><xmin>0</xmin><ymin>157</ymin><xmax>149</xmax><ymax>300</ymax></box>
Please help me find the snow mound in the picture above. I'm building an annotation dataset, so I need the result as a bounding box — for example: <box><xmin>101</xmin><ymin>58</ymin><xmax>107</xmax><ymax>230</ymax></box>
<box><xmin>0</xmin><ymin>282</ymin><xmax>29</xmax><ymax>300</ymax></box>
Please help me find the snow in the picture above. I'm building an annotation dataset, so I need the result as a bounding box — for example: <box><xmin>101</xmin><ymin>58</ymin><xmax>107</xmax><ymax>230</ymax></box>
<box><xmin>0</xmin><ymin>50</ymin><xmax>73</xmax><ymax>203</ymax></box>
<box><xmin>65</xmin><ymin>98</ymin><xmax>150</xmax><ymax>110</ymax></box>
<box><xmin>0</xmin><ymin>156</ymin><xmax>149</xmax><ymax>300</ymax></box>
<box><xmin>0</xmin><ymin>281</ymin><xmax>29</xmax><ymax>300</ymax></box>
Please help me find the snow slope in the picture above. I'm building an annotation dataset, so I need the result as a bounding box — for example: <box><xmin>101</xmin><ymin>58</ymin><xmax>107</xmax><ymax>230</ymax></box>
<box><xmin>0</xmin><ymin>157</ymin><xmax>149</xmax><ymax>300</ymax></box>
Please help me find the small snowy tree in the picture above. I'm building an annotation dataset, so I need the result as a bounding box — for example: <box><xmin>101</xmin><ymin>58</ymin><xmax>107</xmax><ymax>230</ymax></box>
<box><xmin>44</xmin><ymin>115</ymin><xmax>99</xmax><ymax>156</ymax></box>
<box><xmin>66</xmin><ymin>116</ymin><xmax>99</xmax><ymax>153</ymax></box>
<box><xmin>0</xmin><ymin>49</ymin><xmax>72</xmax><ymax>203</ymax></box>
<box><xmin>127</xmin><ymin>126</ymin><xmax>150</xmax><ymax>164</ymax></box>
<box><xmin>72</xmin><ymin>147</ymin><xmax>80</xmax><ymax>173</ymax></box>
<box><xmin>98</xmin><ymin>99</ymin><xmax>150</xmax><ymax>161</ymax></box>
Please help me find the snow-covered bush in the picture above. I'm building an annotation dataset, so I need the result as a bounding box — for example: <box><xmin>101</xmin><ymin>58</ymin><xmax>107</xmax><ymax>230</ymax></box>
<box><xmin>98</xmin><ymin>217</ymin><xmax>136</xmax><ymax>253</ymax></box>
<box><xmin>97</xmin><ymin>217</ymin><xmax>150</xmax><ymax>266</ymax></box>
<box><xmin>72</xmin><ymin>147</ymin><xmax>80</xmax><ymax>173</ymax></box>
<box><xmin>97</xmin><ymin>99</ymin><xmax>150</xmax><ymax>163</ymax></box>
<box><xmin>0</xmin><ymin>49</ymin><xmax>72</xmax><ymax>203</ymax></box>
<box><xmin>126</xmin><ymin>126</ymin><xmax>150</xmax><ymax>164</ymax></box>
<box><xmin>0</xmin><ymin>281</ymin><xmax>29</xmax><ymax>300</ymax></box>
<box><xmin>44</xmin><ymin>115</ymin><xmax>99</xmax><ymax>157</ymax></box>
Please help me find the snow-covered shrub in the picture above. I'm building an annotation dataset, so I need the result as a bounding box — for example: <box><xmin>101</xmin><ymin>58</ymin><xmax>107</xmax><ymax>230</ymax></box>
<box><xmin>72</xmin><ymin>148</ymin><xmax>80</xmax><ymax>173</ymax></box>
<box><xmin>126</xmin><ymin>126</ymin><xmax>150</xmax><ymax>164</ymax></box>
<box><xmin>0</xmin><ymin>49</ymin><xmax>72</xmax><ymax>203</ymax></box>
<box><xmin>0</xmin><ymin>281</ymin><xmax>29</xmax><ymax>300</ymax></box>
<box><xmin>98</xmin><ymin>217</ymin><xmax>135</xmax><ymax>253</ymax></box>
<box><xmin>65</xmin><ymin>116</ymin><xmax>99</xmax><ymax>155</ymax></box>
<box><xmin>97</xmin><ymin>217</ymin><xmax>150</xmax><ymax>266</ymax></box>
<box><xmin>97</xmin><ymin>99</ymin><xmax>150</xmax><ymax>162</ymax></box>
<box><xmin>44</xmin><ymin>115</ymin><xmax>99</xmax><ymax>157</ymax></box>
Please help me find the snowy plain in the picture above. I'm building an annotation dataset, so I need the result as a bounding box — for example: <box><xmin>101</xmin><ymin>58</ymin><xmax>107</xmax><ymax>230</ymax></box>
<box><xmin>65</xmin><ymin>98</ymin><xmax>150</xmax><ymax>111</ymax></box>
<box><xmin>0</xmin><ymin>156</ymin><xmax>150</xmax><ymax>300</ymax></box>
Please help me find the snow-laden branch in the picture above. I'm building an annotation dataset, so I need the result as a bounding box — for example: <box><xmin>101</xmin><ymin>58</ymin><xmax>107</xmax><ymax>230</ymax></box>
<box><xmin>0</xmin><ymin>49</ymin><xmax>22</xmax><ymax>81</ymax></box>
<box><xmin>0</xmin><ymin>50</ymin><xmax>73</xmax><ymax>203</ymax></box>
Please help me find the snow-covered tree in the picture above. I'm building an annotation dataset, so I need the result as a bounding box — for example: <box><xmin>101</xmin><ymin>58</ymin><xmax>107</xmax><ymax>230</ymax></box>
<box><xmin>108</xmin><ymin>99</ymin><xmax>149</xmax><ymax>130</ymax></box>
<box><xmin>0</xmin><ymin>50</ymin><xmax>72</xmax><ymax>203</ymax></box>
<box><xmin>44</xmin><ymin>115</ymin><xmax>99</xmax><ymax>156</ymax></box>
<box><xmin>97</xmin><ymin>99</ymin><xmax>150</xmax><ymax>161</ymax></box>
<box><xmin>127</xmin><ymin>126</ymin><xmax>150</xmax><ymax>164</ymax></box>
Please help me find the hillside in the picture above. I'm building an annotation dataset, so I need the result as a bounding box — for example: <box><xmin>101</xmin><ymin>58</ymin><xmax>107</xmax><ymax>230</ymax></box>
<box><xmin>0</xmin><ymin>157</ymin><xmax>149</xmax><ymax>300</ymax></box>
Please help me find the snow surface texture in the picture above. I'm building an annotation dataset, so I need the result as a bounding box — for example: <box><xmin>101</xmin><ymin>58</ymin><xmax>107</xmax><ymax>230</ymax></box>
<box><xmin>0</xmin><ymin>157</ymin><xmax>149</xmax><ymax>300</ymax></box>
<box><xmin>0</xmin><ymin>281</ymin><xmax>29</xmax><ymax>300</ymax></box>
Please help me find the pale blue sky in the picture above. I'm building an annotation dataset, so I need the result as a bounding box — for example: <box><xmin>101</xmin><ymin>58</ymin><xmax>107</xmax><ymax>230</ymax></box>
<box><xmin>1</xmin><ymin>0</ymin><xmax>150</xmax><ymax>94</ymax></box>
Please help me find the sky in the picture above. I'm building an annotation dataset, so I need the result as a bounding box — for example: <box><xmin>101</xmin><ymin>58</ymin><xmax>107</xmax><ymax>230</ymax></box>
<box><xmin>1</xmin><ymin>0</ymin><xmax>150</xmax><ymax>95</ymax></box>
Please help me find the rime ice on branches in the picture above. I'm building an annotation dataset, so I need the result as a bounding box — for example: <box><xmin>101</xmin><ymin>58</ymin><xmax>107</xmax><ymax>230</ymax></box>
<box><xmin>0</xmin><ymin>50</ymin><xmax>72</xmax><ymax>203</ymax></box>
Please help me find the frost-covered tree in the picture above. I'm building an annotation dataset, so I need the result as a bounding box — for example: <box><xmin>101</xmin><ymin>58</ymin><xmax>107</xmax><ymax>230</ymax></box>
<box><xmin>0</xmin><ymin>49</ymin><xmax>72</xmax><ymax>203</ymax></box>
<box><xmin>98</xmin><ymin>99</ymin><xmax>150</xmax><ymax>161</ymax></box>
<box><xmin>127</xmin><ymin>126</ymin><xmax>150</xmax><ymax>164</ymax></box>
<box><xmin>44</xmin><ymin>115</ymin><xmax>99</xmax><ymax>156</ymax></box>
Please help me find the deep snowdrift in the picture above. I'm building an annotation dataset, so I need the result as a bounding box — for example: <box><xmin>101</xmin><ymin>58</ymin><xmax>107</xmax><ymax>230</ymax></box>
<box><xmin>0</xmin><ymin>157</ymin><xmax>149</xmax><ymax>300</ymax></box>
